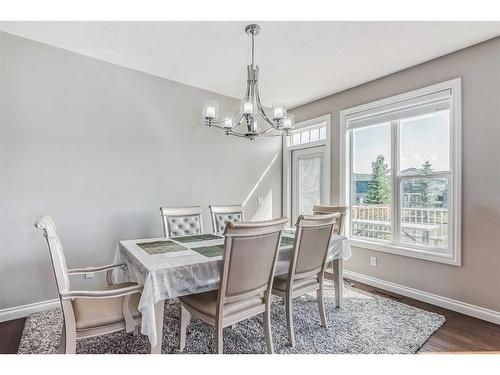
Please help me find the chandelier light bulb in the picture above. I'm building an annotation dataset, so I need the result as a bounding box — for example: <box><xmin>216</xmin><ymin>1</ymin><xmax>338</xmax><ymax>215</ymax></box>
<box><xmin>241</xmin><ymin>100</ymin><xmax>254</xmax><ymax>115</ymax></box>
<box><xmin>272</xmin><ymin>103</ymin><xmax>287</xmax><ymax>120</ymax></box>
<box><xmin>223</xmin><ymin>113</ymin><xmax>235</xmax><ymax>129</ymax></box>
<box><xmin>203</xmin><ymin>100</ymin><xmax>219</xmax><ymax>121</ymax></box>
<box><xmin>283</xmin><ymin>114</ymin><xmax>295</xmax><ymax>130</ymax></box>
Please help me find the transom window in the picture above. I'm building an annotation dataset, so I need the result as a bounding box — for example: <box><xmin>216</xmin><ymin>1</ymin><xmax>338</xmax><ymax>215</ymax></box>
<box><xmin>340</xmin><ymin>79</ymin><xmax>462</xmax><ymax>265</ymax></box>
<box><xmin>291</xmin><ymin>123</ymin><xmax>327</xmax><ymax>146</ymax></box>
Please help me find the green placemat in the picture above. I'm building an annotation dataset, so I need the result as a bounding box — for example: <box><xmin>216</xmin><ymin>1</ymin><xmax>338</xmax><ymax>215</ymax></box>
<box><xmin>137</xmin><ymin>240</ymin><xmax>188</xmax><ymax>255</ymax></box>
<box><xmin>173</xmin><ymin>234</ymin><xmax>223</xmax><ymax>243</ymax></box>
<box><xmin>192</xmin><ymin>244</ymin><xmax>225</xmax><ymax>258</ymax></box>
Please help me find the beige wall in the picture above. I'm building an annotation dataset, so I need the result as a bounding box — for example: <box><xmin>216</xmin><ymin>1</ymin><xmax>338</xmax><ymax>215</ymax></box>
<box><xmin>291</xmin><ymin>37</ymin><xmax>500</xmax><ymax>312</ymax></box>
<box><xmin>0</xmin><ymin>32</ymin><xmax>282</xmax><ymax>310</ymax></box>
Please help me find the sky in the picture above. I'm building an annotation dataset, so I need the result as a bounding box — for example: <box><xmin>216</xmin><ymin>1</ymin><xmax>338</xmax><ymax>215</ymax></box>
<box><xmin>352</xmin><ymin>110</ymin><xmax>450</xmax><ymax>175</ymax></box>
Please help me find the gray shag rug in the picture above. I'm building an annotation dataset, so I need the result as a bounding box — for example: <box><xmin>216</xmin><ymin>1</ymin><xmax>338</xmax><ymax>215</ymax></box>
<box><xmin>18</xmin><ymin>284</ymin><xmax>444</xmax><ymax>354</ymax></box>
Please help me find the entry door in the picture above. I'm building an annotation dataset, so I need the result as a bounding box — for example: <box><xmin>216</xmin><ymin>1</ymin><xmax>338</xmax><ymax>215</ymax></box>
<box><xmin>291</xmin><ymin>146</ymin><xmax>328</xmax><ymax>223</ymax></box>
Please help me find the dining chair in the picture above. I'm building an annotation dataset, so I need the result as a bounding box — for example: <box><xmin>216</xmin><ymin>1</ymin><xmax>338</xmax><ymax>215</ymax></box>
<box><xmin>209</xmin><ymin>204</ymin><xmax>244</xmax><ymax>235</ymax></box>
<box><xmin>312</xmin><ymin>205</ymin><xmax>348</xmax><ymax>235</ymax></box>
<box><xmin>271</xmin><ymin>213</ymin><xmax>339</xmax><ymax>347</ymax></box>
<box><xmin>160</xmin><ymin>206</ymin><xmax>204</xmax><ymax>237</ymax></box>
<box><xmin>312</xmin><ymin>205</ymin><xmax>348</xmax><ymax>289</ymax></box>
<box><xmin>178</xmin><ymin>217</ymin><xmax>288</xmax><ymax>354</ymax></box>
<box><xmin>34</xmin><ymin>215</ymin><xmax>143</xmax><ymax>354</ymax></box>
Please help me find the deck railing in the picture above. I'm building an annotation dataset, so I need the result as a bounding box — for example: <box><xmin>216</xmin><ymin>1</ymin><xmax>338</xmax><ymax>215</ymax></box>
<box><xmin>351</xmin><ymin>205</ymin><xmax>448</xmax><ymax>246</ymax></box>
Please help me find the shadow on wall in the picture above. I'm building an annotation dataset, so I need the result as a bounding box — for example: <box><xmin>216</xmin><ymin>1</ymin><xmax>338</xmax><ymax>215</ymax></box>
<box><xmin>243</xmin><ymin>153</ymin><xmax>279</xmax><ymax>219</ymax></box>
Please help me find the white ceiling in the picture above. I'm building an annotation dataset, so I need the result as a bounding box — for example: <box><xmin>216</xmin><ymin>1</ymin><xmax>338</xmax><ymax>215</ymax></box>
<box><xmin>1</xmin><ymin>21</ymin><xmax>499</xmax><ymax>107</ymax></box>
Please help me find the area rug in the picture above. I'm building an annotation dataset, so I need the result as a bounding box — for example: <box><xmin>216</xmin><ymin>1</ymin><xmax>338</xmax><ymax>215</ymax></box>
<box><xmin>17</xmin><ymin>284</ymin><xmax>445</xmax><ymax>354</ymax></box>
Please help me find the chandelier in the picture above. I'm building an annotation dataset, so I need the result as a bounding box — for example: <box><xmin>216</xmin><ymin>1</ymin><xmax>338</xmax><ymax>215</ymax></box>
<box><xmin>203</xmin><ymin>24</ymin><xmax>295</xmax><ymax>140</ymax></box>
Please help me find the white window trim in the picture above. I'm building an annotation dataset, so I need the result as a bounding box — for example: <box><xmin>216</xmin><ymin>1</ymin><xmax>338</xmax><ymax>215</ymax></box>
<box><xmin>339</xmin><ymin>79</ymin><xmax>462</xmax><ymax>266</ymax></box>
<box><xmin>283</xmin><ymin>114</ymin><xmax>332</xmax><ymax>224</ymax></box>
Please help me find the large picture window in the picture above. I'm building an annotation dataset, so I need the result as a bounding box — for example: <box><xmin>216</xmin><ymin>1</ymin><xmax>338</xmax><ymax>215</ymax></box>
<box><xmin>340</xmin><ymin>79</ymin><xmax>461</xmax><ymax>265</ymax></box>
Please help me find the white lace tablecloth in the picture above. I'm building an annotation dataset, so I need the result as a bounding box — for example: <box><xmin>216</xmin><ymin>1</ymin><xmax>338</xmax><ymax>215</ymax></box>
<box><xmin>114</xmin><ymin>233</ymin><xmax>351</xmax><ymax>346</ymax></box>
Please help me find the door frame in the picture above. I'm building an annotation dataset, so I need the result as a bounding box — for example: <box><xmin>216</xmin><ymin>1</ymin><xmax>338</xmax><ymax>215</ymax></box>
<box><xmin>282</xmin><ymin>114</ymin><xmax>331</xmax><ymax>225</ymax></box>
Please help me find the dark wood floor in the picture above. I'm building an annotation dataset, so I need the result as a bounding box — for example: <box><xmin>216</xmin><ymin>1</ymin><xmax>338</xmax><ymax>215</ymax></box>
<box><xmin>1</xmin><ymin>280</ymin><xmax>499</xmax><ymax>354</ymax></box>
<box><xmin>348</xmin><ymin>280</ymin><xmax>500</xmax><ymax>353</ymax></box>
<box><xmin>0</xmin><ymin>317</ymin><xmax>26</xmax><ymax>354</ymax></box>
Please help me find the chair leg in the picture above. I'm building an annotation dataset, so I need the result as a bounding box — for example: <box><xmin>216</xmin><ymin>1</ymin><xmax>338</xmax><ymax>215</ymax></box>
<box><xmin>123</xmin><ymin>295</ymin><xmax>135</xmax><ymax>333</ymax></box>
<box><xmin>57</xmin><ymin>325</ymin><xmax>66</xmax><ymax>354</ymax></box>
<box><xmin>263</xmin><ymin>304</ymin><xmax>274</xmax><ymax>354</ymax></box>
<box><xmin>179</xmin><ymin>305</ymin><xmax>190</xmax><ymax>351</ymax></box>
<box><xmin>64</xmin><ymin>325</ymin><xmax>76</xmax><ymax>354</ymax></box>
<box><xmin>285</xmin><ymin>296</ymin><xmax>295</xmax><ymax>347</ymax></box>
<box><xmin>317</xmin><ymin>285</ymin><xmax>328</xmax><ymax>328</ymax></box>
<box><xmin>215</xmin><ymin>324</ymin><xmax>224</xmax><ymax>354</ymax></box>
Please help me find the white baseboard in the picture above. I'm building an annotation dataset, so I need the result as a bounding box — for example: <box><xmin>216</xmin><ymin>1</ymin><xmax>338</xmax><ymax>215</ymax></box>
<box><xmin>344</xmin><ymin>270</ymin><xmax>500</xmax><ymax>325</ymax></box>
<box><xmin>0</xmin><ymin>298</ymin><xmax>60</xmax><ymax>323</ymax></box>
<box><xmin>2</xmin><ymin>272</ymin><xmax>500</xmax><ymax>326</ymax></box>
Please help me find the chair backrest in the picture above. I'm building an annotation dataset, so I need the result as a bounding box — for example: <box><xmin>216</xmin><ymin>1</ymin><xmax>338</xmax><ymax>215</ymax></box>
<box><xmin>312</xmin><ymin>205</ymin><xmax>348</xmax><ymax>235</ymax></box>
<box><xmin>218</xmin><ymin>218</ymin><xmax>288</xmax><ymax>305</ymax></box>
<box><xmin>289</xmin><ymin>213</ymin><xmax>339</xmax><ymax>280</ymax></box>
<box><xmin>160</xmin><ymin>206</ymin><xmax>203</xmax><ymax>237</ymax></box>
<box><xmin>34</xmin><ymin>216</ymin><xmax>71</xmax><ymax>295</ymax></box>
<box><xmin>209</xmin><ymin>204</ymin><xmax>244</xmax><ymax>235</ymax></box>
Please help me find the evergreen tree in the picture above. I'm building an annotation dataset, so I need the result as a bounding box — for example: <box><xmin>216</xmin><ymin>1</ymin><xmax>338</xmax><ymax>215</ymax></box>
<box><xmin>365</xmin><ymin>155</ymin><xmax>391</xmax><ymax>204</ymax></box>
<box><xmin>420</xmin><ymin>161</ymin><xmax>443</xmax><ymax>207</ymax></box>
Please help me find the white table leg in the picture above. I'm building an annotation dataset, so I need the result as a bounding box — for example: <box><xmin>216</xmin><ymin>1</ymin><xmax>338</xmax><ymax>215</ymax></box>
<box><xmin>332</xmin><ymin>259</ymin><xmax>344</xmax><ymax>308</ymax></box>
<box><xmin>150</xmin><ymin>300</ymin><xmax>165</xmax><ymax>354</ymax></box>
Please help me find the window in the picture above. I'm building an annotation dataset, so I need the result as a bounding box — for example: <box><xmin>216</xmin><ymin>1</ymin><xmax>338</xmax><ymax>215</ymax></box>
<box><xmin>340</xmin><ymin>79</ymin><xmax>461</xmax><ymax>265</ymax></box>
<box><xmin>290</xmin><ymin>123</ymin><xmax>327</xmax><ymax>146</ymax></box>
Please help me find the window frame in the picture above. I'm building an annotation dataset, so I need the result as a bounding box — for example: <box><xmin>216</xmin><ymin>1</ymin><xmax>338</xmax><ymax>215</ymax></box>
<box><xmin>339</xmin><ymin>79</ymin><xmax>462</xmax><ymax>266</ymax></box>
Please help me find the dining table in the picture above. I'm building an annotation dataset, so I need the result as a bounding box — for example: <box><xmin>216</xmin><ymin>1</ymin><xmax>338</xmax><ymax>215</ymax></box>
<box><xmin>114</xmin><ymin>229</ymin><xmax>352</xmax><ymax>353</ymax></box>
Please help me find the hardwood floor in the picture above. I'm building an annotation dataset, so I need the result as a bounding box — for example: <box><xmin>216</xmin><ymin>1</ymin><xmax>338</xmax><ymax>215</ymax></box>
<box><xmin>1</xmin><ymin>280</ymin><xmax>499</xmax><ymax>354</ymax></box>
<box><xmin>0</xmin><ymin>317</ymin><xmax>26</xmax><ymax>354</ymax></box>
<box><xmin>347</xmin><ymin>280</ymin><xmax>500</xmax><ymax>353</ymax></box>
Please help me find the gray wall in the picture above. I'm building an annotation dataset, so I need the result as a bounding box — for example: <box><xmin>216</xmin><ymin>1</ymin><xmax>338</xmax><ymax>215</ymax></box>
<box><xmin>0</xmin><ymin>32</ymin><xmax>282</xmax><ymax>309</ymax></box>
<box><xmin>291</xmin><ymin>37</ymin><xmax>500</xmax><ymax>312</ymax></box>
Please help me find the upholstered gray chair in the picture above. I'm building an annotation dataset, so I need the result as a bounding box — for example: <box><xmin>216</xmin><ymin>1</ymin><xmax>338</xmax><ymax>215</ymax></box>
<box><xmin>178</xmin><ymin>217</ymin><xmax>288</xmax><ymax>354</ymax></box>
<box><xmin>209</xmin><ymin>204</ymin><xmax>244</xmax><ymax>235</ymax></box>
<box><xmin>312</xmin><ymin>205</ymin><xmax>348</xmax><ymax>235</ymax></box>
<box><xmin>34</xmin><ymin>216</ymin><xmax>142</xmax><ymax>354</ymax></box>
<box><xmin>272</xmin><ymin>213</ymin><xmax>339</xmax><ymax>347</ymax></box>
<box><xmin>160</xmin><ymin>206</ymin><xmax>204</xmax><ymax>237</ymax></box>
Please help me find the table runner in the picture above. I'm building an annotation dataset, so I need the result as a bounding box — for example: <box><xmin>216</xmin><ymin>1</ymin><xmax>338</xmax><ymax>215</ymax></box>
<box><xmin>114</xmin><ymin>232</ymin><xmax>351</xmax><ymax>346</ymax></box>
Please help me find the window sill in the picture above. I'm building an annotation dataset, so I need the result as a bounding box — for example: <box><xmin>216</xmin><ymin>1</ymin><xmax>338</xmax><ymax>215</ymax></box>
<box><xmin>349</xmin><ymin>238</ymin><xmax>461</xmax><ymax>266</ymax></box>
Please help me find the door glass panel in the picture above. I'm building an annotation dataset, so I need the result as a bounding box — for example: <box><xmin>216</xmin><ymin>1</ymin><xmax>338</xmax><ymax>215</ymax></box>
<box><xmin>298</xmin><ymin>155</ymin><xmax>322</xmax><ymax>216</ymax></box>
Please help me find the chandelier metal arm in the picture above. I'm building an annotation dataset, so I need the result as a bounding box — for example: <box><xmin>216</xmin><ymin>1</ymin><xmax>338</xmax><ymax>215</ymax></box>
<box><xmin>255</xmin><ymin>81</ymin><xmax>278</xmax><ymax>130</ymax></box>
<box><xmin>202</xmin><ymin>24</ymin><xmax>295</xmax><ymax>140</ymax></box>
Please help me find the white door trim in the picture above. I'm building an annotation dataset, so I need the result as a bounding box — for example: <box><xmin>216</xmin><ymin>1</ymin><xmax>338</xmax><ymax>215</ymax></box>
<box><xmin>283</xmin><ymin>114</ymin><xmax>331</xmax><ymax>224</ymax></box>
